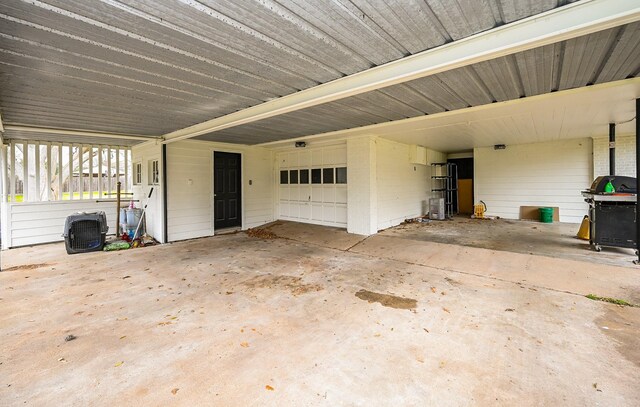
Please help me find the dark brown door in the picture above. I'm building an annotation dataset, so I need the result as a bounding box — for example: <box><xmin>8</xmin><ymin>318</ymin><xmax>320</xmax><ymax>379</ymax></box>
<box><xmin>214</xmin><ymin>152</ymin><xmax>241</xmax><ymax>229</ymax></box>
<box><xmin>448</xmin><ymin>157</ymin><xmax>474</xmax><ymax>214</ymax></box>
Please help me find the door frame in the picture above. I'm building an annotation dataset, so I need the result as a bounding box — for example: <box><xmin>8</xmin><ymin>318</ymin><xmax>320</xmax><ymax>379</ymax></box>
<box><xmin>212</xmin><ymin>149</ymin><xmax>244</xmax><ymax>234</ymax></box>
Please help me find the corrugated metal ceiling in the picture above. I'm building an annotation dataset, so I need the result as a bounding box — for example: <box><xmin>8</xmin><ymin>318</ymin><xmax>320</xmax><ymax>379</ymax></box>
<box><xmin>203</xmin><ymin>22</ymin><xmax>640</xmax><ymax>144</ymax></box>
<box><xmin>0</xmin><ymin>0</ymin><xmax>583</xmax><ymax>143</ymax></box>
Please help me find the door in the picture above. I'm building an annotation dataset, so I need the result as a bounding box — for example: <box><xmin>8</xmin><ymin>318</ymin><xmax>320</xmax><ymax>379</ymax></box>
<box><xmin>448</xmin><ymin>157</ymin><xmax>474</xmax><ymax>214</ymax></box>
<box><xmin>277</xmin><ymin>145</ymin><xmax>347</xmax><ymax>227</ymax></box>
<box><xmin>214</xmin><ymin>152</ymin><xmax>241</xmax><ymax>229</ymax></box>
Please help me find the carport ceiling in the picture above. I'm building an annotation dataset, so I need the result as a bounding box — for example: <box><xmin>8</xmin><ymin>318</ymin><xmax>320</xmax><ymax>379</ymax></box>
<box><xmin>273</xmin><ymin>78</ymin><xmax>639</xmax><ymax>153</ymax></box>
<box><xmin>0</xmin><ymin>0</ymin><xmax>581</xmax><ymax>139</ymax></box>
<box><xmin>200</xmin><ymin>22</ymin><xmax>640</xmax><ymax>144</ymax></box>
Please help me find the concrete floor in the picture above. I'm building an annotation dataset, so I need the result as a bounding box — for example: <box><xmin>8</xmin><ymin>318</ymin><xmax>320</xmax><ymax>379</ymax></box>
<box><xmin>379</xmin><ymin>216</ymin><xmax>636</xmax><ymax>268</ymax></box>
<box><xmin>1</xmin><ymin>221</ymin><xmax>639</xmax><ymax>406</ymax></box>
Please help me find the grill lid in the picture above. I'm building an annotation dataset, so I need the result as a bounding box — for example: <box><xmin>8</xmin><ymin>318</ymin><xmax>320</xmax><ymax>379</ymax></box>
<box><xmin>588</xmin><ymin>176</ymin><xmax>637</xmax><ymax>194</ymax></box>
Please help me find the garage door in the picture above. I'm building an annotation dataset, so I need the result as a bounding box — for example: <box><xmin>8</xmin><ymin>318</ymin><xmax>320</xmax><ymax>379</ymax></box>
<box><xmin>277</xmin><ymin>144</ymin><xmax>347</xmax><ymax>227</ymax></box>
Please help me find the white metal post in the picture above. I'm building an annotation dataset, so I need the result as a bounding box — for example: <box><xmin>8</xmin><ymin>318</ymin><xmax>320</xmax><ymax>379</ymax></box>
<box><xmin>98</xmin><ymin>146</ymin><xmax>103</xmax><ymax>198</ymax></box>
<box><xmin>0</xmin><ymin>144</ymin><xmax>8</xmax><ymax>250</ymax></box>
<box><xmin>115</xmin><ymin>147</ymin><xmax>120</xmax><ymax>193</ymax></box>
<box><xmin>58</xmin><ymin>144</ymin><xmax>63</xmax><ymax>201</ymax></box>
<box><xmin>9</xmin><ymin>141</ymin><xmax>15</xmax><ymax>202</ymax></box>
<box><xmin>107</xmin><ymin>147</ymin><xmax>112</xmax><ymax>195</ymax></box>
<box><xmin>88</xmin><ymin>145</ymin><xmax>94</xmax><ymax>199</ymax></box>
<box><xmin>124</xmin><ymin>147</ymin><xmax>129</xmax><ymax>193</ymax></box>
<box><xmin>79</xmin><ymin>146</ymin><xmax>84</xmax><ymax>200</ymax></box>
<box><xmin>34</xmin><ymin>142</ymin><xmax>40</xmax><ymax>201</ymax></box>
<box><xmin>46</xmin><ymin>143</ymin><xmax>51</xmax><ymax>201</ymax></box>
<box><xmin>1</xmin><ymin>145</ymin><xmax>6</xmax><ymax>201</ymax></box>
<box><xmin>22</xmin><ymin>142</ymin><xmax>28</xmax><ymax>202</ymax></box>
<box><xmin>68</xmin><ymin>145</ymin><xmax>74</xmax><ymax>200</ymax></box>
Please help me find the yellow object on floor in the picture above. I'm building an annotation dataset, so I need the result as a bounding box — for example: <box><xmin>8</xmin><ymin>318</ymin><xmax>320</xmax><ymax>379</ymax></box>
<box><xmin>474</xmin><ymin>201</ymin><xmax>486</xmax><ymax>219</ymax></box>
<box><xmin>577</xmin><ymin>215</ymin><xmax>590</xmax><ymax>240</ymax></box>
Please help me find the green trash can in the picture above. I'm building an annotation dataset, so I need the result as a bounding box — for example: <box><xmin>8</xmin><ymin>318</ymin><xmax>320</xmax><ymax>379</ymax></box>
<box><xmin>539</xmin><ymin>207</ymin><xmax>554</xmax><ymax>223</ymax></box>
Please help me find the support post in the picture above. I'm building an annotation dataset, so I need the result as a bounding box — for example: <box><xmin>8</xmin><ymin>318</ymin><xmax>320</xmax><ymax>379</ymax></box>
<box><xmin>609</xmin><ymin>123</ymin><xmax>616</xmax><ymax>175</ymax></box>
<box><xmin>635</xmin><ymin>99</ymin><xmax>640</xmax><ymax>264</ymax></box>
<box><xmin>116</xmin><ymin>181</ymin><xmax>121</xmax><ymax>237</ymax></box>
<box><xmin>162</xmin><ymin>144</ymin><xmax>168</xmax><ymax>244</ymax></box>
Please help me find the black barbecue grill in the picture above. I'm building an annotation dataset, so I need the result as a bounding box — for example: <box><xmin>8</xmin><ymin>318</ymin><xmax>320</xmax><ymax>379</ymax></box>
<box><xmin>582</xmin><ymin>176</ymin><xmax>637</xmax><ymax>252</ymax></box>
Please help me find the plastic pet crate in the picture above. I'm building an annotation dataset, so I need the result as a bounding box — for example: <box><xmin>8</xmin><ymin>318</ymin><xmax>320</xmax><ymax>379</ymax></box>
<box><xmin>63</xmin><ymin>212</ymin><xmax>109</xmax><ymax>254</ymax></box>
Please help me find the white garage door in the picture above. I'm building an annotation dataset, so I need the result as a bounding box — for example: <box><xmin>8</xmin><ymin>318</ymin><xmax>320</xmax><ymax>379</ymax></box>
<box><xmin>277</xmin><ymin>144</ymin><xmax>347</xmax><ymax>227</ymax></box>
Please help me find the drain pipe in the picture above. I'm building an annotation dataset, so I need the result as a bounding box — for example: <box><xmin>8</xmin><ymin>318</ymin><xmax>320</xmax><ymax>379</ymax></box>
<box><xmin>609</xmin><ymin>123</ymin><xmax>616</xmax><ymax>175</ymax></box>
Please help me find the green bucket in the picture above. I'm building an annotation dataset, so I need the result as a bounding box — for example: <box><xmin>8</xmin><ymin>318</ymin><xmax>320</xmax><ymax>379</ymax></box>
<box><xmin>539</xmin><ymin>207</ymin><xmax>554</xmax><ymax>223</ymax></box>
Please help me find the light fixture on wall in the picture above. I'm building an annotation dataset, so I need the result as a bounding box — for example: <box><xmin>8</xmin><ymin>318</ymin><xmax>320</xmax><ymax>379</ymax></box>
<box><xmin>295</xmin><ymin>141</ymin><xmax>307</xmax><ymax>148</ymax></box>
<box><xmin>494</xmin><ymin>144</ymin><xmax>506</xmax><ymax>150</ymax></box>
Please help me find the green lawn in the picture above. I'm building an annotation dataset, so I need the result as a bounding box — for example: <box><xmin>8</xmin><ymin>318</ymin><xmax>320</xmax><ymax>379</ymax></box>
<box><xmin>8</xmin><ymin>191</ymin><xmax>132</xmax><ymax>202</ymax></box>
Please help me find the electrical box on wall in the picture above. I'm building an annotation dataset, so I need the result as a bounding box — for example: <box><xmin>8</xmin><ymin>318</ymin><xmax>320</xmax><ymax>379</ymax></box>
<box><xmin>409</xmin><ymin>145</ymin><xmax>427</xmax><ymax>165</ymax></box>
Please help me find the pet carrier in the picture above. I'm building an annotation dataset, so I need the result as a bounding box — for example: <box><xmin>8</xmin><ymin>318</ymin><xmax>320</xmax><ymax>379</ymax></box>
<box><xmin>63</xmin><ymin>212</ymin><xmax>109</xmax><ymax>254</ymax></box>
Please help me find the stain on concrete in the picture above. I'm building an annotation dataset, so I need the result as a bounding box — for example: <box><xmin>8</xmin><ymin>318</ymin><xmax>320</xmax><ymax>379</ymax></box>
<box><xmin>245</xmin><ymin>228</ymin><xmax>279</xmax><ymax>240</ymax></box>
<box><xmin>3</xmin><ymin>263</ymin><xmax>50</xmax><ymax>272</ymax></box>
<box><xmin>355</xmin><ymin>289</ymin><xmax>417</xmax><ymax>310</ymax></box>
<box><xmin>242</xmin><ymin>274</ymin><xmax>323</xmax><ymax>295</ymax></box>
<box><xmin>595</xmin><ymin>306</ymin><xmax>640</xmax><ymax>369</ymax></box>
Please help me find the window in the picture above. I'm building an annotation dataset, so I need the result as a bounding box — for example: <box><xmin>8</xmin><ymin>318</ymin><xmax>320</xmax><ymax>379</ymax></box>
<box><xmin>280</xmin><ymin>170</ymin><xmax>288</xmax><ymax>184</ymax></box>
<box><xmin>311</xmin><ymin>168</ymin><xmax>321</xmax><ymax>184</ymax></box>
<box><xmin>323</xmin><ymin>168</ymin><xmax>334</xmax><ymax>184</ymax></box>
<box><xmin>300</xmin><ymin>169</ymin><xmax>309</xmax><ymax>184</ymax></box>
<box><xmin>336</xmin><ymin>167</ymin><xmax>347</xmax><ymax>184</ymax></box>
<box><xmin>149</xmin><ymin>160</ymin><xmax>159</xmax><ymax>185</ymax></box>
<box><xmin>289</xmin><ymin>170</ymin><xmax>298</xmax><ymax>184</ymax></box>
<box><xmin>133</xmin><ymin>162</ymin><xmax>142</xmax><ymax>185</ymax></box>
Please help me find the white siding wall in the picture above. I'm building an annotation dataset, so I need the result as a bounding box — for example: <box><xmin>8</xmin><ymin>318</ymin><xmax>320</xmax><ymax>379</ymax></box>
<box><xmin>244</xmin><ymin>147</ymin><xmax>276</xmax><ymax>229</ymax></box>
<box><xmin>376</xmin><ymin>138</ymin><xmax>447</xmax><ymax>230</ymax></box>
<box><xmin>131</xmin><ymin>142</ymin><xmax>163</xmax><ymax>242</ymax></box>
<box><xmin>165</xmin><ymin>140</ymin><xmax>273</xmax><ymax>242</ymax></box>
<box><xmin>593</xmin><ymin>134</ymin><xmax>636</xmax><ymax>177</ymax></box>
<box><xmin>376</xmin><ymin>138</ymin><xmax>425</xmax><ymax>230</ymax></box>
<box><xmin>347</xmin><ymin>136</ymin><xmax>377</xmax><ymax>235</ymax></box>
<box><xmin>475</xmin><ymin>138</ymin><xmax>592</xmax><ymax>223</ymax></box>
<box><xmin>5</xmin><ymin>201</ymin><xmax>118</xmax><ymax>248</ymax></box>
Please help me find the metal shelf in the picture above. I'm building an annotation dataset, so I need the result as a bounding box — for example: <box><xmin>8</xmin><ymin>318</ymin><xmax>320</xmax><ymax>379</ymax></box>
<box><xmin>430</xmin><ymin>162</ymin><xmax>458</xmax><ymax>219</ymax></box>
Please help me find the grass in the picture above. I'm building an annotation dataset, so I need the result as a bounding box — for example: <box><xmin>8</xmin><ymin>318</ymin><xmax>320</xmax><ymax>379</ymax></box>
<box><xmin>8</xmin><ymin>191</ymin><xmax>130</xmax><ymax>202</ymax></box>
<box><xmin>585</xmin><ymin>294</ymin><xmax>637</xmax><ymax>307</ymax></box>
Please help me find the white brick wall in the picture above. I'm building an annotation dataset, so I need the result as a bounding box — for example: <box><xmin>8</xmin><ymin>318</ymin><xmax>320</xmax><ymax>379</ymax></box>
<box><xmin>475</xmin><ymin>138</ymin><xmax>592</xmax><ymax>223</ymax></box>
<box><xmin>593</xmin><ymin>135</ymin><xmax>636</xmax><ymax>177</ymax></box>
